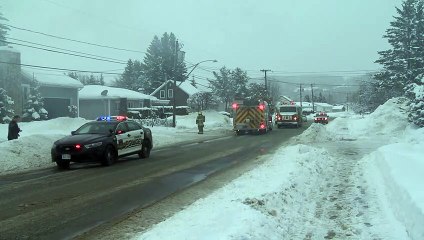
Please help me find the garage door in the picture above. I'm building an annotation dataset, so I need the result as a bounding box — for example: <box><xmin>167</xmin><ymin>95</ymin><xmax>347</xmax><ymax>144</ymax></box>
<box><xmin>44</xmin><ymin>98</ymin><xmax>70</xmax><ymax>119</ymax></box>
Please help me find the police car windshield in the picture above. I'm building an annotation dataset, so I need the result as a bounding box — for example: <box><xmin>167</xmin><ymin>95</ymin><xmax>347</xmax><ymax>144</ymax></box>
<box><xmin>74</xmin><ymin>122</ymin><xmax>118</xmax><ymax>135</ymax></box>
<box><xmin>280</xmin><ymin>106</ymin><xmax>297</xmax><ymax>113</ymax></box>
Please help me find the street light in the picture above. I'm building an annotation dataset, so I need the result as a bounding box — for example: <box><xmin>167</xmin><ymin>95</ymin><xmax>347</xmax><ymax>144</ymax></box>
<box><xmin>172</xmin><ymin>47</ymin><xmax>217</xmax><ymax>127</ymax></box>
<box><xmin>186</xmin><ymin>59</ymin><xmax>218</xmax><ymax>78</ymax></box>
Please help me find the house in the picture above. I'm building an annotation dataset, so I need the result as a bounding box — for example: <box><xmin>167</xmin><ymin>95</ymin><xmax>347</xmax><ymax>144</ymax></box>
<box><xmin>1</xmin><ymin>46</ymin><xmax>83</xmax><ymax>118</ymax></box>
<box><xmin>315</xmin><ymin>102</ymin><xmax>334</xmax><ymax>112</ymax></box>
<box><xmin>278</xmin><ymin>96</ymin><xmax>295</xmax><ymax>105</ymax></box>
<box><xmin>295</xmin><ymin>102</ymin><xmax>314</xmax><ymax>114</ymax></box>
<box><xmin>79</xmin><ymin>85</ymin><xmax>165</xmax><ymax>120</ymax></box>
<box><xmin>332</xmin><ymin>105</ymin><xmax>346</xmax><ymax>112</ymax></box>
<box><xmin>21</xmin><ymin>71</ymin><xmax>83</xmax><ymax>118</ymax></box>
<box><xmin>150</xmin><ymin>80</ymin><xmax>199</xmax><ymax>107</ymax></box>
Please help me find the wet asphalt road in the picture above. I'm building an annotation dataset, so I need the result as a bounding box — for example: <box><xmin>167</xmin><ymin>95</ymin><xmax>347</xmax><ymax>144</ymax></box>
<box><xmin>0</xmin><ymin>124</ymin><xmax>310</xmax><ymax>240</ymax></box>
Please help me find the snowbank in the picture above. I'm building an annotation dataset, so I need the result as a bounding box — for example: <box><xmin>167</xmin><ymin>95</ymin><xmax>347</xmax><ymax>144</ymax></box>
<box><xmin>136</xmin><ymin>145</ymin><xmax>334</xmax><ymax>240</ymax></box>
<box><xmin>0</xmin><ymin>118</ymin><xmax>89</xmax><ymax>174</ymax></box>
<box><xmin>323</xmin><ymin>98</ymin><xmax>424</xmax><ymax>239</ymax></box>
<box><xmin>364</xmin><ymin>127</ymin><xmax>424</xmax><ymax>240</ymax></box>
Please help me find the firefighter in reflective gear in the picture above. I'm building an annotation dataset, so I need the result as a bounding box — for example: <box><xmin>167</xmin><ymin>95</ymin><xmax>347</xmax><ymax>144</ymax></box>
<box><xmin>196</xmin><ymin>112</ymin><xmax>205</xmax><ymax>134</ymax></box>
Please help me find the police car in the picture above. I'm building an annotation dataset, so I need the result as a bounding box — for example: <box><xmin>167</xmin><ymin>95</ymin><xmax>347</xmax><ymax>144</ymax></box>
<box><xmin>51</xmin><ymin>116</ymin><xmax>153</xmax><ymax>169</ymax></box>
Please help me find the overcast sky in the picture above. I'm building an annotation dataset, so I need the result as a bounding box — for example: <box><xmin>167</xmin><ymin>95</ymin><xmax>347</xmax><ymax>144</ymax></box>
<box><xmin>1</xmin><ymin>0</ymin><xmax>402</xmax><ymax>83</ymax></box>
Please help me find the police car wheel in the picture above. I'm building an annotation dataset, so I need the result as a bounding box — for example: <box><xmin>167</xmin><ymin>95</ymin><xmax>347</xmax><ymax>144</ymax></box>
<box><xmin>139</xmin><ymin>141</ymin><xmax>151</xmax><ymax>159</ymax></box>
<box><xmin>102</xmin><ymin>145</ymin><xmax>116</xmax><ymax>166</ymax></box>
<box><xmin>56</xmin><ymin>161</ymin><xmax>70</xmax><ymax>170</ymax></box>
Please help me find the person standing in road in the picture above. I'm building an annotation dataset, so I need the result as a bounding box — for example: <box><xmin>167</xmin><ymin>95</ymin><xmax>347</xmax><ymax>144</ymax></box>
<box><xmin>196</xmin><ymin>112</ymin><xmax>205</xmax><ymax>134</ymax></box>
<box><xmin>8</xmin><ymin>115</ymin><xmax>21</xmax><ymax>141</ymax></box>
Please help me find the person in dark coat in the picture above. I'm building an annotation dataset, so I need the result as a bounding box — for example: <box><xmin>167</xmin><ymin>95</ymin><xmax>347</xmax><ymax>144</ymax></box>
<box><xmin>196</xmin><ymin>112</ymin><xmax>205</xmax><ymax>134</ymax></box>
<box><xmin>8</xmin><ymin>115</ymin><xmax>21</xmax><ymax>141</ymax></box>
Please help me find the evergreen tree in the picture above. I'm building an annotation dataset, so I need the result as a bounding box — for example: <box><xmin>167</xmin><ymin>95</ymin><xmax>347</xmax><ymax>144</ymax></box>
<box><xmin>0</xmin><ymin>10</ymin><xmax>10</xmax><ymax>46</ymax></box>
<box><xmin>0</xmin><ymin>88</ymin><xmax>14</xmax><ymax>123</ymax></box>
<box><xmin>318</xmin><ymin>92</ymin><xmax>326</xmax><ymax>102</ymax></box>
<box><xmin>375</xmin><ymin>0</ymin><xmax>419</xmax><ymax>99</ymax></box>
<box><xmin>99</xmin><ymin>74</ymin><xmax>105</xmax><ymax>85</ymax></box>
<box><xmin>231</xmin><ymin>68</ymin><xmax>249</xmax><ymax>98</ymax></box>
<box><xmin>22</xmin><ymin>80</ymin><xmax>48</xmax><ymax>121</ymax></box>
<box><xmin>113</xmin><ymin>60</ymin><xmax>146</xmax><ymax>91</ymax></box>
<box><xmin>67</xmin><ymin>72</ymin><xmax>105</xmax><ymax>85</ymax></box>
<box><xmin>142</xmin><ymin>33</ymin><xmax>187</xmax><ymax>94</ymax></box>
<box><xmin>247</xmin><ymin>83</ymin><xmax>267</xmax><ymax>101</ymax></box>
<box><xmin>408</xmin><ymin>79</ymin><xmax>424</xmax><ymax>126</ymax></box>
<box><xmin>209</xmin><ymin>67</ymin><xmax>233</xmax><ymax>110</ymax></box>
<box><xmin>187</xmin><ymin>92</ymin><xmax>219</xmax><ymax>111</ymax></box>
<box><xmin>304</xmin><ymin>95</ymin><xmax>311</xmax><ymax>102</ymax></box>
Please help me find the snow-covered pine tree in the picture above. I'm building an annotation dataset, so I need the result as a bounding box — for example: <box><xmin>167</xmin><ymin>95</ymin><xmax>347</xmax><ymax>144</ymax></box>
<box><xmin>246</xmin><ymin>83</ymin><xmax>267</xmax><ymax>101</ymax></box>
<box><xmin>209</xmin><ymin>67</ymin><xmax>234</xmax><ymax>110</ymax></box>
<box><xmin>375</xmin><ymin>0</ymin><xmax>419</xmax><ymax>99</ymax></box>
<box><xmin>142</xmin><ymin>33</ymin><xmax>187</xmax><ymax>94</ymax></box>
<box><xmin>0</xmin><ymin>88</ymin><xmax>14</xmax><ymax>123</ymax></box>
<box><xmin>187</xmin><ymin>92</ymin><xmax>219</xmax><ymax>111</ymax></box>
<box><xmin>68</xmin><ymin>105</ymin><xmax>78</xmax><ymax>118</ymax></box>
<box><xmin>187</xmin><ymin>92</ymin><xmax>203</xmax><ymax>111</ymax></box>
<box><xmin>408</xmin><ymin>75</ymin><xmax>424</xmax><ymax>126</ymax></box>
<box><xmin>22</xmin><ymin>80</ymin><xmax>48</xmax><ymax>121</ymax></box>
<box><xmin>0</xmin><ymin>10</ymin><xmax>10</xmax><ymax>46</ymax></box>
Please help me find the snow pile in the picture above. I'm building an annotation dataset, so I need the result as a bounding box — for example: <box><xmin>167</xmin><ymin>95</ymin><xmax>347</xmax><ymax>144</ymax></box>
<box><xmin>296</xmin><ymin>98</ymin><xmax>410</xmax><ymax>144</ymax></box>
<box><xmin>0</xmin><ymin>118</ymin><xmax>89</xmax><ymax>174</ymax></box>
<box><xmin>364</xmin><ymin>127</ymin><xmax>424</xmax><ymax>240</ymax></box>
<box><xmin>136</xmin><ymin>145</ymin><xmax>334</xmax><ymax>240</ymax></box>
<box><xmin>317</xmin><ymin>98</ymin><xmax>424</xmax><ymax>239</ymax></box>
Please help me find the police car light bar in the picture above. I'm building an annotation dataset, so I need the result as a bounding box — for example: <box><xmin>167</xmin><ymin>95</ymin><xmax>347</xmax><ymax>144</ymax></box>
<box><xmin>96</xmin><ymin>116</ymin><xmax>127</xmax><ymax>121</ymax></box>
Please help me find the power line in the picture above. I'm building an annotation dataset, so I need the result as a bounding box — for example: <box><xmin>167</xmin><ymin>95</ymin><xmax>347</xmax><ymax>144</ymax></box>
<box><xmin>0</xmin><ymin>60</ymin><xmax>122</xmax><ymax>75</ymax></box>
<box><xmin>1</xmin><ymin>40</ymin><xmax>126</xmax><ymax>65</ymax></box>
<box><xmin>4</xmin><ymin>23</ymin><xmax>146</xmax><ymax>54</ymax></box>
<box><xmin>8</xmin><ymin>37</ymin><xmax>127</xmax><ymax>63</ymax></box>
<box><xmin>249</xmin><ymin>77</ymin><xmax>362</xmax><ymax>87</ymax></box>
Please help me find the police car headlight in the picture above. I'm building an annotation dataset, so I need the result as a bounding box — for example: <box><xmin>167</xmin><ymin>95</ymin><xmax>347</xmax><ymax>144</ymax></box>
<box><xmin>85</xmin><ymin>142</ymin><xmax>103</xmax><ymax>149</ymax></box>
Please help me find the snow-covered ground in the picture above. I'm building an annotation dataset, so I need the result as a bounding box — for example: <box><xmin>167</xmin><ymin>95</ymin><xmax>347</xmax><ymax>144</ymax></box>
<box><xmin>134</xmin><ymin>98</ymin><xmax>423</xmax><ymax>240</ymax></box>
<box><xmin>0</xmin><ymin>111</ymin><xmax>232</xmax><ymax>175</ymax></box>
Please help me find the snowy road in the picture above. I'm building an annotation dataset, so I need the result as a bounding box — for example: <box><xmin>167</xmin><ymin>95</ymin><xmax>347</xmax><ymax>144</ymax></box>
<box><xmin>0</xmin><ymin>123</ymin><xmax>310</xmax><ymax>239</ymax></box>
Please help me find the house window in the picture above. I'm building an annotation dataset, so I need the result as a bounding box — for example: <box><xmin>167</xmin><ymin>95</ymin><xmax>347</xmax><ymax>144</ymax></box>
<box><xmin>160</xmin><ymin>90</ymin><xmax>166</xmax><ymax>99</ymax></box>
<box><xmin>127</xmin><ymin>101</ymin><xmax>134</xmax><ymax>108</ymax></box>
<box><xmin>168</xmin><ymin>89</ymin><xmax>174</xmax><ymax>98</ymax></box>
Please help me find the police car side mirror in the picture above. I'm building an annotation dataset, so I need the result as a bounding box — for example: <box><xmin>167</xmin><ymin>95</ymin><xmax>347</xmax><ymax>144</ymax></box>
<box><xmin>71</xmin><ymin>131</ymin><xmax>76</xmax><ymax>135</ymax></box>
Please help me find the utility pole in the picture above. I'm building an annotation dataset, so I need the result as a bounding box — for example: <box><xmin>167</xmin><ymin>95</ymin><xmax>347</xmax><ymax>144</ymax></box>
<box><xmin>299</xmin><ymin>84</ymin><xmax>303</xmax><ymax>108</ymax></box>
<box><xmin>260</xmin><ymin>69</ymin><xmax>271</xmax><ymax>97</ymax></box>
<box><xmin>311</xmin><ymin>83</ymin><xmax>315</xmax><ymax>113</ymax></box>
<box><xmin>172</xmin><ymin>40</ymin><xmax>179</xmax><ymax>128</ymax></box>
<box><xmin>346</xmin><ymin>92</ymin><xmax>349</xmax><ymax>112</ymax></box>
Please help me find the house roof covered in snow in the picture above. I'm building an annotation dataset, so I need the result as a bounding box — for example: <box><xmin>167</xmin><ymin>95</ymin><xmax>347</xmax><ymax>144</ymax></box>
<box><xmin>295</xmin><ymin>102</ymin><xmax>313</xmax><ymax>107</ymax></box>
<box><xmin>150</xmin><ymin>80</ymin><xmax>200</xmax><ymax>96</ymax></box>
<box><xmin>332</xmin><ymin>105</ymin><xmax>345</xmax><ymax>110</ymax></box>
<box><xmin>315</xmin><ymin>102</ymin><xmax>333</xmax><ymax>107</ymax></box>
<box><xmin>80</xmin><ymin>85</ymin><xmax>158</xmax><ymax>101</ymax></box>
<box><xmin>22</xmin><ymin>71</ymin><xmax>84</xmax><ymax>89</ymax></box>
